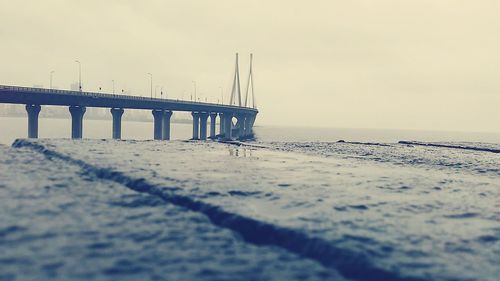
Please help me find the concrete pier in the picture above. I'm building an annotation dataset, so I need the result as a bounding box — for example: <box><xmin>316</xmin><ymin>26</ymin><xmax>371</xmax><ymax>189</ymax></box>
<box><xmin>235</xmin><ymin>114</ymin><xmax>245</xmax><ymax>139</ymax></box>
<box><xmin>110</xmin><ymin>108</ymin><xmax>124</xmax><ymax>139</ymax></box>
<box><xmin>25</xmin><ymin>104</ymin><xmax>41</xmax><ymax>138</ymax></box>
<box><xmin>199</xmin><ymin>112</ymin><xmax>209</xmax><ymax>140</ymax></box>
<box><xmin>249</xmin><ymin>114</ymin><xmax>256</xmax><ymax>134</ymax></box>
<box><xmin>69</xmin><ymin>106</ymin><xmax>86</xmax><ymax>139</ymax></box>
<box><xmin>192</xmin><ymin>112</ymin><xmax>200</xmax><ymax>140</ymax></box>
<box><xmin>209</xmin><ymin>112</ymin><xmax>217</xmax><ymax>139</ymax></box>
<box><xmin>223</xmin><ymin>113</ymin><xmax>233</xmax><ymax>140</ymax></box>
<box><xmin>162</xmin><ymin>110</ymin><xmax>173</xmax><ymax>140</ymax></box>
<box><xmin>244</xmin><ymin>114</ymin><xmax>253</xmax><ymax>137</ymax></box>
<box><xmin>237</xmin><ymin>115</ymin><xmax>245</xmax><ymax>139</ymax></box>
<box><xmin>152</xmin><ymin>109</ymin><xmax>164</xmax><ymax>140</ymax></box>
<box><xmin>219</xmin><ymin>113</ymin><xmax>225</xmax><ymax>138</ymax></box>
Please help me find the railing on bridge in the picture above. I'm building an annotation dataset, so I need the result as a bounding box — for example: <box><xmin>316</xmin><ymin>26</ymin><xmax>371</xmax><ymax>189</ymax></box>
<box><xmin>0</xmin><ymin>84</ymin><xmax>256</xmax><ymax>110</ymax></box>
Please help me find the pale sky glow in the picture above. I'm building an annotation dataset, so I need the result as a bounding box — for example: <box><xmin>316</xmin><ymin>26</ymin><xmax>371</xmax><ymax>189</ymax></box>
<box><xmin>1</xmin><ymin>0</ymin><xmax>499</xmax><ymax>133</ymax></box>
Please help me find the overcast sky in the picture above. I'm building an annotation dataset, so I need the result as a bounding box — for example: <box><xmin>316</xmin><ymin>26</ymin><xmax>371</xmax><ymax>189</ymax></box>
<box><xmin>1</xmin><ymin>0</ymin><xmax>499</xmax><ymax>133</ymax></box>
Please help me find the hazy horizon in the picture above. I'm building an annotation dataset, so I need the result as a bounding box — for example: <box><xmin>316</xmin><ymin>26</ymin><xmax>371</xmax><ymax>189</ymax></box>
<box><xmin>1</xmin><ymin>0</ymin><xmax>499</xmax><ymax>133</ymax></box>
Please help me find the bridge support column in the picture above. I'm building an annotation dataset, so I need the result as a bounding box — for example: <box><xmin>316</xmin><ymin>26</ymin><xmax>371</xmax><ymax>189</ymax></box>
<box><xmin>162</xmin><ymin>111</ymin><xmax>173</xmax><ymax>140</ymax></box>
<box><xmin>223</xmin><ymin>113</ymin><xmax>233</xmax><ymax>140</ymax></box>
<box><xmin>235</xmin><ymin>114</ymin><xmax>245</xmax><ymax>139</ymax></box>
<box><xmin>199</xmin><ymin>112</ymin><xmax>209</xmax><ymax>140</ymax></box>
<box><xmin>241</xmin><ymin>115</ymin><xmax>248</xmax><ymax>138</ymax></box>
<box><xmin>209</xmin><ymin>112</ymin><xmax>217</xmax><ymax>139</ymax></box>
<box><xmin>25</xmin><ymin>104</ymin><xmax>41</xmax><ymax>138</ymax></box>
<box><xmin>152</xmin><ymin>109</ymin><xmax>163</xmax><ymax>140</ymax></box>
<box><xmin>191</xmin><ymin>112</ymin><xmax>200</xmax><ymax>140</ymax></box>
<box><xmin>69</xmin><ymin>106</ymin><xmax>86</xmax><ymax>139</ymax></box>
<box><xmin>219</xmin><ymin>113</ymin><xmax>225</xmax><ymax>138</ymax></box>
<box><xmin>248</xmin><ymin>115</ymin><xmax>253</xmax><ymax>136</ymax></box>
<box><xmin>243</xmin><ymin>114</ymin><xmax>252</xmax><ymax>139</ymax></box>
<box><xmin>110</xmin><ymin>108</ymin><xmax>124</xmax><ymax>139</ymax></box>
<box><xmin>249</xmin><ymin>114</ymin><xmax>256</xmax><ymax>135</ymax></box>
<box><xmin>244</xmin><ymin>114</ymin><xmax>254</xmax><ymax>138</ymax></box>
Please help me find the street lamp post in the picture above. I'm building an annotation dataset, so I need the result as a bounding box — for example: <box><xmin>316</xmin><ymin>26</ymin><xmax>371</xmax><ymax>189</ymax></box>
<box><xmin>50</xmin><ymin>71</ymin><xmax>55</xmax><ymax>89</ymax></box>
<box><xmin>147</xmin><ymin>73</ymin><xmax>153</xmax><ymax>98</ymax></box>
<box><xmin>112</xmin><ymin>80</ymin><xmax>115</xmax><ymax>94</ymax></box>
<box><xmin>75</xmin><ymin>60</ymin><xmax>81</xmax><ymax>91</ymax></box>
<box><xmin>160</xmin><ymin>86</ymin><xmax>164</xmax><ymax>99</ymax></box>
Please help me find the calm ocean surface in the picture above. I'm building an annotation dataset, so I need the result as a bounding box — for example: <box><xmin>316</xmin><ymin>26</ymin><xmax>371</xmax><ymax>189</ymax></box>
<box><xmin>0</xmin><ymin>116</ymin><xmax>499</xmax><ymax>281</ymax></box>
<box><xmin>1</xmin><ymin>116</ymin><xmax>499</xmax><ymax>144</ymax></box>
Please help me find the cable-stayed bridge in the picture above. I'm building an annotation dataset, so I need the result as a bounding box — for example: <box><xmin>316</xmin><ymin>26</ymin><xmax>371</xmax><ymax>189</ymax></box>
<box><xmin>0</xmin><ymin>54</ymin><xmax>257</xmax><ymax>141</ymax></box>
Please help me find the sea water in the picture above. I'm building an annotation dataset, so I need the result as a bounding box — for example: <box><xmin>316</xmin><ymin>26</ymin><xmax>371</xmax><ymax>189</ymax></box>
<box><xmin>0</xmin><ymin>116</ymin><xmax>499</xmax><ymax>281</ymax></box>
<box><xmin>1</xmin><ymin>116</ymin><xmax>500</xmax><ymax>145</ymax></box>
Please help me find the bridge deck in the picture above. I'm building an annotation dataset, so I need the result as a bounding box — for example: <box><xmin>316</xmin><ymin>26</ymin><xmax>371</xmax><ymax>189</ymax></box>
<box><xmin>0</xmin><ymin>85</ymin><xmax>257</xmax><ymax>115</ymax></box>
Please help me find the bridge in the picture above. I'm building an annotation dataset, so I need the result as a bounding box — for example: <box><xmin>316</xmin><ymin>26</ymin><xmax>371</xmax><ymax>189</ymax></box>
<box><xmin>0</xmin><ymin>54</ymin><xmax>258</xmax><ymax>141</ymax></box>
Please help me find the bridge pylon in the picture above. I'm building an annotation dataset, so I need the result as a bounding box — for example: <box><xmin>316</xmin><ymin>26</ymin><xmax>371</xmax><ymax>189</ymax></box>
<box><xmin>229</xmin><ymin>53</ymin><xmax>242</xmax><ymax>107</ymax></box>
<box><xmin>244</xmin><ymin>54</ymin><xmax>256</xmax><ymax>109</ymax></box>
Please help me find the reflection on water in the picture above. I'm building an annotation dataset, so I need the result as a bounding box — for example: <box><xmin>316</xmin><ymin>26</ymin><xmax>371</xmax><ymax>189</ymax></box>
<box><xmin>228</xmin><ymin>147</ymin><xmax>253</xmax><ymax>157</ymax></box>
